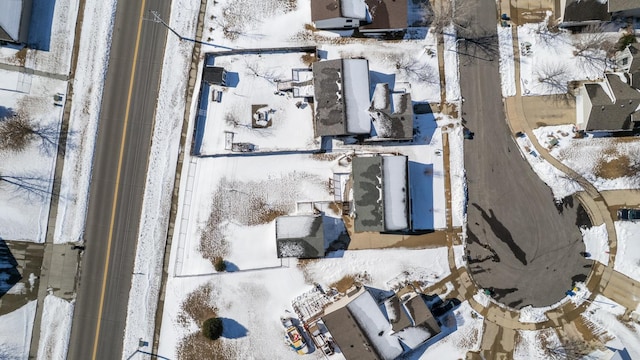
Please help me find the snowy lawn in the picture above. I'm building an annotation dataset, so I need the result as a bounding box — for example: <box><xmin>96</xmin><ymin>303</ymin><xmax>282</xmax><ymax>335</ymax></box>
<box><xmin>443</xmin><ymin>27</ymin><xmax>461</xmax><ymax>102</ymax></box>
<box><xmin>613</xmin><ymin>221</ymin><xmax>640</xmax><ymax>282</ymax></box>
<box><xmin>497</xmin><ymin>25</ymin><xmax>516</xmax><ymax>97</ymax></box>
<box><xmin>37</xmin><ymin>295</ymin><xmax>74</xmax><ymax>360</ymax></box>
<box><xmin>518</xmin><ymin>305</ymin><xmax>549</xmax><ymax>324</ymax></box>
<box><xmin>0</xmin><ymin>301</ymin><xmax>36</xmax><ymax>359</ymax></box>
<box><xmin>514</xmin><ymin>133</ymin><xmax>583</xmax><ymax>200</ymax></box>
<box><xmin>582</xmin><ymin>294</ymin><xmax>640</xmax><ymax>359</ymax></box>
<box><xmin>200</xmin><ymin>52</ymin><xmax>318</xmax><ymax>154</ymax></box>
<box><xmin>517</xmin><ymin>24</ymin><xmax>615</xmax><ymax>96</ymax></box>
<box><xmin>534</xmin><ymin>125</ymin><xmax>640</xmax><ymax>191</ymax></box>
<box><xmin>0</xmin><ymin>73</ymin><xmax>66</xmax><ymax>242</ymax></box>
<box><xmin>580</xmin><ymin>224</ymin><xmax>609</xmax><ymax>266</ymax></box>
<box><xmin>513</xmin><ymin>328</ymin><xmax>562</xmax><ymax>360</ymax></box>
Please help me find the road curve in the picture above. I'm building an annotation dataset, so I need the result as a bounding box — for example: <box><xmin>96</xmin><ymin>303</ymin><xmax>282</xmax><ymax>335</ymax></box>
<box><xmin>460</xmin><ymin>0</ymin><xmax>591</xmax><ymax>308</ymax></box>
<box><xmin>67</xmin><ymin>0</ymin><xmax>171</xmax><ymax>359</ymax></box>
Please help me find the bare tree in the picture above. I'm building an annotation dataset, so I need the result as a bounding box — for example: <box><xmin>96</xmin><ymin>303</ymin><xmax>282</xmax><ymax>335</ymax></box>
<box><xmin>393</xmin><ymin>56</ymin><xmax>439</xmax><ymax>84</ymax></box>
<box><xmin>0</xmin><ymin>113</ymin><xmax>64</xmax><ymax>156</ymax></box>
<box><xmin>535</xmin><ymin>62</ymin><xmax>572</xmax><ymax>94</ymax></box>
<box><xmin>425</xmin><ymin>0</ymin><xmax>473</xmax><ymax>34</ymax></box>
<box><xmin>547</xmin><ymin>337</ymin><xmax>604</xmax><ymax>360</ymax></box>
<box><xmin>0</xmin><ymin>172</ymin><xmax>54</xmax><ymax>201</ymax></box>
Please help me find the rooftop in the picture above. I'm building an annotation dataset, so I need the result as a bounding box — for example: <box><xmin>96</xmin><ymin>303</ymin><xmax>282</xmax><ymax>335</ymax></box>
<box><xmin>360</xmin><ymin>0</ymin><xmax>408</xmax><ymax>32</ymax></box>
<box><xmin>562</xmin><ymin>0</ymin><xmax>611</xmax><ymax>23</ymax></box>
<box><xmin>584</xmin><ymin>73</ymin><xmax>640</xmax><ymax>132</ymax></box>
<box><xmin>276</xmin><ymin>215</ymin><xmax>325</xmax><ymax>258</ymax></box>
<box><xmin>609</xmin><ymin>0</ymin><xmax>640</xmax><ymax>12</ymax></box>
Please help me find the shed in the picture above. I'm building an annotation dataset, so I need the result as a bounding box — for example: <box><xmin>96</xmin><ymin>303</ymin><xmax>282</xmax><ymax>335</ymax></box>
<box><xmin>203</xmin><ymin>66</ymin><xmax>227</xmax><ymax>86</ymax></box>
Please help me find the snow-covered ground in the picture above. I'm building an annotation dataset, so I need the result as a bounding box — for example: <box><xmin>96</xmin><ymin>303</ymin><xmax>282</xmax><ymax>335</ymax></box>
<box><xmin>0</xmin><ymin>74</ymin><xmax>66</xmax><ymax>242</ymax></box>
<box><xmin>443</xmin><ymin>27</ymin><xmax>461</xmax><ymax>102</ymax></box>
<box><xmin>534</xmin><ymin>125</ymin><xmax>640</xmax><ymax>191</ymax></box>
<box><xmin>613</xmin><ymin>221</ymin><xmax>640</xmax><ymax>283</ymax></box>
<box><xmin>518</xmin><ymin>305</ymin><xmax>549</xmax><ymax>324</ymax></box>
<box><xmin>37</xmin><ymin>295</ymin><xmax>74</xmax><ymax>360</ymax></box>
<box><xmin>582</xmin><ymin>294</ymin><xmax>640</xmax><ymax>359</ymax></box>
<box><xmin>513</xmin><ymin>328</ymin><xmax>562</xmax><ymax>360</ymax></box>
<box><xmin>448</xmin><ymin>123</ymin><xmax>466</xmax><ymax>228</ymax></box>
<box><xmin>54</xmin><ymin>0</ymin><xmax>118</xmax><ymax>244</ymax></box>
<box><xmin>0</xmin><ymin>301</ymin><xmax>37</xmax><ymax>360</ymax></box>
<box><xmin>497</xmin><ymin>25</ymin><xmax>516</xmax><ymax>97</ymax></box>
<box><xmin>514</xmin><ymin>133</ymin><xmax>583</xmax><ymax>200</ymax></box>
<box><xmin>580</xmin><ymin>224</ymin><xmax>609</xmax><ymax>266</ymax></box>
<box><xmin>517</xmin><ymin>24</ymin><xmax>614</xmax><ymax>96</ymax></box>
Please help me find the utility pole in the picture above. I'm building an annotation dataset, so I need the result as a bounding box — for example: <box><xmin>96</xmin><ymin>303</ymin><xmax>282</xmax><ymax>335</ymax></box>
<box><xmin>149</xmin><ymin>11</ymin><xmax>234</xmax><ymax>50</ymax></box>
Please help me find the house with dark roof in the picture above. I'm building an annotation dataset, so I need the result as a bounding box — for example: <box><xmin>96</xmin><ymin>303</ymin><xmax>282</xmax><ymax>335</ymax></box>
<box><xmin>558</xmin><ymin>0</ymin><xmax>611</xmax><ymax>28</ymax></box>
<box><xmin>351</xmin><ymin>155</ymin><xmax>410</xmax><ymax>233</ymax></box>
<box><xmin>312</xmin><ymin>58</ymin><xmax>372</xmax><ymax>137</ymax></box>
<box><xmin>321</xmin><ymin>287</ymin><xmax>441</xmax><ymax>360</ymax></box>
<box><xmin>367</xmin><ymin>83</ymin><xmax>414</xmax><ymax>141</ymax></box>
<box><xmin>615</xmin><ymin>43</ymin><xmax>640</xmax><ymax>89</ymax></box>
<box><xmin>576</xmin><ymin>73</ymin><xmax>640</xmax><ymax>133</ymax></box>
<box><xmin>608</xmin><ymin>0</ymin><xmax>640</xmax><ymax>17</ymax></box>
<box><xmin>311</xmin><ymin>0</ymin><xmax>407</xmax><ymax>33</ymax></box>
<box><xmin>203</xmin><ymin>66</ymin><xmax>227</xmax><ymax>86</ymax></box>
<box><xmin>275</xmin><ymin>215</ymin><xmax>350</xmax><ymax>258</ymax></box>
<box><xmin>0</xmin><ymin>0</ymin><xmax>32</xmax><ymax>44</ymax></box>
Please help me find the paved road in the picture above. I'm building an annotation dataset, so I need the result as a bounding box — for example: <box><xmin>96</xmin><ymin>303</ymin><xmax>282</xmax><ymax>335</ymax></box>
<box><xmin>67</xmin><ymin>0</ymin><xmax>170</xmax><ymax>359</ymax></box>
<box><xmin>460</xmin><ymin>0</ymin><xmax>590</xmax><ymax>308</ymax></box>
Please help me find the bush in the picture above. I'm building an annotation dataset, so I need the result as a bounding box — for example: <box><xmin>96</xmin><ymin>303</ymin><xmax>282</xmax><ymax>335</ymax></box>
<box><xmin>617</xmin><ymin>33</ymin><xmax>637</xmax><ymax>51</ymax></box>
<box><xmin>214</xmin><ymin>257</ymin><xmax>226</xmax><ymax>272</ymax></box>
<box><xmin>202</xmin><ymin>317</ymin><xmax>224</xmax><ymax>340</ymax></box>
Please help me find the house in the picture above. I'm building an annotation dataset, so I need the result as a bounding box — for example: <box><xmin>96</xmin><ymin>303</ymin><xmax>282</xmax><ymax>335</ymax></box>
<box><xmin>367</xmin><ymin>83</ymin><xmax>414</xmax><ymax>141</ymax></box>
<box><xmin>614</xmin><ymin>43</ymin><xmax>640</xmax><ymax>89</ymax></box>
<box><xmin>321</xmin><ymin>287</ymin><xmax>441</xmax><ymax>360</ymax></box>
<box><xmin>311</xmin><ymin>0</ymin><xmax>408</xmax><ymax>33</ymax></box>
<box><xmin>312</xmin><ymin>58</ymin><xmax>372</xmax><ymax>137</ymax></box>
<box><xmin>558</xmin><ymin>0</ymin><xmax>611</xmax><ymax>28</ymax></box>
<box><xmin>576</xmin><ymin>73</ymin><xmax>640</xmax><ymax>133</ymax></box>
<box><xmin>276</xmin><ymin>215</ymin><xmax>326</xmax><ymax>258</ymax></box>
<box><xmin>275</xmin><ymin>215</ymin><xmax>350</xmax><ymax>258</ymax></box>
<box><xmin>311</xmin><ymin>0</ymin><xmax>369</xmax><ymax>30</ymax></box>
<box><xmin>0</xmin><ymin>0</ymin><xmax>32</xmax><ymax>44</ymax></box>
<box><xmin>608</xmin><ymin>0</ymin><xmax>640</xmax><ymax>17</ymax></box>
<box><xmin>203</xmin><ymin>66</ymin><xmax>227</xmax><ymax>86</ymax></box>
<box><xmin>351</xmin><ymin>155</ymin><xmax>410</xmax><ymax>233</ymax></box>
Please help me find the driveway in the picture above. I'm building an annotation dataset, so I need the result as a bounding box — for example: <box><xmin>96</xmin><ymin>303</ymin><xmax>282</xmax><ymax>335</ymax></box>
<box><xmin>459</xmin><ymin>0</ymin><xmax>591</xmax><ymax>308</ymax></box>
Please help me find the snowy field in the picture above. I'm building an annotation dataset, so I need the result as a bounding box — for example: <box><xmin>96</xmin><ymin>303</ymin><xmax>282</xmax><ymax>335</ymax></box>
<box><xmin>36</xmin><ymin>295</ymin><xmax>74</xmax><ymax>360</ymax></box>
<box><xmin>582</xmin><ymin>294</ymin><xmax>640</xmax><ymax>359</ymax></box>
<box><xmin>517</xmin><ymin>24</ymin><xmax>614</xmax><ymax>96</ymax></box>
<box><xmin>0</xmin><ymin>73</ymin><xmax>66</xmax><ymax>242</ymax></box>
<box><xmin>613</xmin><ymin>221</ymin><xmax>640</xmax><ymax>283</ymax></box>
<box><xmin>0</xmin><ymin>301</ymin><xmax>36</xmax><ymax>359</ymax></box>
<box><xmin>534</xmin><ymin>125</ymin><xmax>640</xmax><ymax>191</ymax></box>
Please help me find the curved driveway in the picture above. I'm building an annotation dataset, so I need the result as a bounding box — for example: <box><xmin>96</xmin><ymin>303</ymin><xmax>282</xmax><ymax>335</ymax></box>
<box><xmin>460</xmin><ymin>0</ymin><xmax>590</xmax><ymax>309</ymax></box>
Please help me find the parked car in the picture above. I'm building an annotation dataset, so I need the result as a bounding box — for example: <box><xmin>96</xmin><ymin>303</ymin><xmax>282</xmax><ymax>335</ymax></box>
<box><xmin>618</xmin><ymin>208</ymin><xmax>640</xmax><ymax>221</ymax></box>
<box><xmin>432</xmin><ymin>298</ymin><xmax>461</xmax><ymax>317</ymax></box>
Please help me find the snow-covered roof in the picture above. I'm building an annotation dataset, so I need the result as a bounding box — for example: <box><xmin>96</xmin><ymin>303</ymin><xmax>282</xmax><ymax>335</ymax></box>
<box><xmin>312</xmin><ymin>58</ymin><xmax>372</xmax><ymax>136</ymax></box>
<box><xmin>369</xmin><ymin>84</ymin><xmax>414</xmax><ymax>140</ymax></box>
<box><xmin>340</xmin><ymin>0</ymin><xmax>368</xmax><ymax>19</ymax></box>
<box><xmin>310</xmin><ymin>0</ymin><xmax>368</xmax><ymax>22</ymax></box>
<box><xmin>0</xmin><ymin>0</ymin><xmax>30</xmax><ymax>43</ymax></box>
<box><xmin>352</xmin><ymin>155</ymin><xmax>410</xmax><ymax>232</ymax></box>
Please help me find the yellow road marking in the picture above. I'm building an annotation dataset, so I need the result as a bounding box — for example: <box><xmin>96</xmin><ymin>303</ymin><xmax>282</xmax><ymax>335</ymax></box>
<box><xmin>92</xmin><ymin>0</ymin><xmax>148</xmax><ymax>357</ymax></box>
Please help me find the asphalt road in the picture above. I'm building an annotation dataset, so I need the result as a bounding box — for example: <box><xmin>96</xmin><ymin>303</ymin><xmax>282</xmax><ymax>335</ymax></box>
<box><xmin>460</xmin><ymin>0</ymin><xmax>591</xmax><ymax>308</ymax></box>
<box><xmin>67</xmin><ymin>0</ymin><xmax>170</xmax><ymax>359</ymax></box>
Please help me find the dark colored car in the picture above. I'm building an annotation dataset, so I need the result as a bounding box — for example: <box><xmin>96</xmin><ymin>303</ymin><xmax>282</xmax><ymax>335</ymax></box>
<box><xmin>618</xmin><ymin>208</ymin><xmax>640</xmax><ymax>221</ymax></box>
<box><xmin>432</xmin><ymin>298</ymin><xmax>462</xmax><ymax>317</ymax></box>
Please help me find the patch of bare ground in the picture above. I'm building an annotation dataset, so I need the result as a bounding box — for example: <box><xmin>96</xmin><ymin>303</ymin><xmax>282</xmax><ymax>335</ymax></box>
<box><xmin>297</xmin><ymin>258</ymin><xmax>319</xmax><ymax>284</ymax></box>
<box><xmin>328</xmin><ymin>201</ymin><xmax>342</xmax><ymax>215</ymax></box>
<box><xmin>176</xmin><ymin>283</ymin><xmax>217</xmax><ymax>328</ymax></box>
<box><xmin>330</xmin><ymin>275</ymin><xmax>357</xmax><ymax>293</ymax></box>
<box><xmin>311</xmin><ymin>152</ymin><xmax>340</xmax><ymax>161</ymax></box>
<box><xmin>12</xmin><ymin>48</ymin><xmax>27</xmax><ymax>66</ymax></box>
<box><xmin>595</xmin><ymin>154</ymin><xmax>635</xmax><ymax>179</ymax></box>
<box><xmin>301</xmin><ymin>52</ymin><xmax>317</xmax><ymax>66</ymax></box>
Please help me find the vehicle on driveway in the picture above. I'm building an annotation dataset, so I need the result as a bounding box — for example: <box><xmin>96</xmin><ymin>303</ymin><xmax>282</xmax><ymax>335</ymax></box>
<box><xmin>618</xmin><ymin>208</ymin><xmax>640</xmax><ymax>221</ymax></box>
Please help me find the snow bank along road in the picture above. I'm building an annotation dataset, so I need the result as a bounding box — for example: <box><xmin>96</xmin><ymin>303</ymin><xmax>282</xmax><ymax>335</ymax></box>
<box><xmin>67</xmin><ymin>0</ymin><xmax>171</xmax><ymax>359</ymax></box>
<box><xmin>460</xmin><ymin>0</ymin><xmax>590</xmax><ymax>309</ymax></box>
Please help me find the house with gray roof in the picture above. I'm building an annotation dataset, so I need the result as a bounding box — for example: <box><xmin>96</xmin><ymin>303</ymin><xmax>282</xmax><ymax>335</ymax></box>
<box><xmin>0</xmin><ymin>0</ymin><xmax>32</xmax><ymax>44</ymax></box>
<box><xmin>576</xmin><ymin>73</ymin><xmax>640</xmax><ymax>133</ymax></box>
<box><xmin>558</xmin><ymin>0</ymin><xmax>611</xmax><ymax>28</ymax></box>
<box><xmin>311</xmin><ymin>0</ymin><xmax>407</xmax><ymax>33</ymax></box>
<box><xmin>615</xmin><ymin>43</ymin><xmax>640</xmax><ymax>89</ymax></box>
<box><xmin>276</xmin><ymin>215</ymin><xmax>326</xmax><ymax>258</ymax></box>
<box><xmin>321</xmin><ymin>287</ymin><xmax>440</xmax><ymax>360</ymax></box>
<box><xmin>351</xmin><ymin>155</ymin><xmax>410</xmax><ymax>233</ymax></box>
<box><xmin>312</xmin><ymin>58</ymin><xmax>372</xmax><ymax>137</ymax></box>
<box><xmin>367</xmin><ymin>83</ymin><xmax>414</xmax><ymax>141</ymax></box>
<box><xmin>608</xmin><ymin>0</ymin><xmax>640</xmax><ymax>17</ymax></box>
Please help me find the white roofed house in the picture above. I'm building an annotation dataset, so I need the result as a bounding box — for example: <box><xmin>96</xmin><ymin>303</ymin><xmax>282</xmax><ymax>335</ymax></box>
<box><xmin>310</xmin><ymin>0</ymin><xmax>369</xmax><ymax>30</ymax></box>
<box><xmin>0</xmin><ymin>0</ymin><xmax>32</xmax><ymax>44</ymax></box>
<box><xmin>312</xmin><ymin>58</ymin><xmax>372</xmax><ymax>137</ymax></box>
<box><xmin>351</xmin><ymin>155</ymin><xmax>411</xmax><ymax>233</ymax></box>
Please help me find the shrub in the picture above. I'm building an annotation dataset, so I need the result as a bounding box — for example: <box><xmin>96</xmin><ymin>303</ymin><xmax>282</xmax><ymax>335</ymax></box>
<box><xmin>214</xmin><ymin>257</ymin><xmax>226</xmax><ymax>272</ymax></box>
<box><xmin>202</xmin><ymin>317</ymin><xmax>224</xmax><ymax>340</ymax></box>
<box><xmin>617</xmin><ymin>33</ymin><xmax>637</xmax><ymax>51</ymax></box>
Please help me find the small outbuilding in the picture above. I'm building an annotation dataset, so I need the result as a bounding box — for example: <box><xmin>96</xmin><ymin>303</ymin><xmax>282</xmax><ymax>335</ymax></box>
<box><xmin>203</xmin><ymin>66</ymin><xmax>227</xmax><ymax>86</ymax></box>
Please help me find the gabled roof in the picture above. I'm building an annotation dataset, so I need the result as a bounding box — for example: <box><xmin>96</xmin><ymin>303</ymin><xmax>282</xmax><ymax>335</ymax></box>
<box><xmin>562</xmin><ymin>0</ymin><xmax>611</xmax><ymax>23</ymax></box>
<box><xmin>312</xmin><ymin>59</ymin><xmax>372</xmax><ymax>136</ymax></box>
<box><xmin>360</xmin><ymin>0</ymin><xmax>408</xmax><ymax>32</ymax></box>
<box><xmin>609</xmin><ymin>0</ymin><xmax>640</xmax><ymax>12</ymax></box>
<box><xmin>369</xmin><ymin>83</ymin><xmax>414</xmax><ymax>140</ymax></box>
<box><xmin>584</xmin><ymin>74</ymin><xmax>640</xmax><ymax>131</ymax></box>
<box><xmin>352</xmin><ymin>155</ymin><xmax>409</xmax><ymax>233</ymax></box>
<box><xmin>627</xmin><ymin>43</ymin><xmax>640</xmax><ymax>74</ymax></box>
<box><xmin>276</xmin><ymin>215</ymin><xmax>325</xmax><ymax>258</ymax></box>
<box><xmin>203</xmin><ymin>66</ymin><xmax>226</xmax><ymax>85</ymax></box>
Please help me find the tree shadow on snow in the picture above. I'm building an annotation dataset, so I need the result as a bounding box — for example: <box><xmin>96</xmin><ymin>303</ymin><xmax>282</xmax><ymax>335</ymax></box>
<box><xmin>221</xmin><ymin>318</ymin><xmax>248</xmax><ymax>339</ymax></box>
